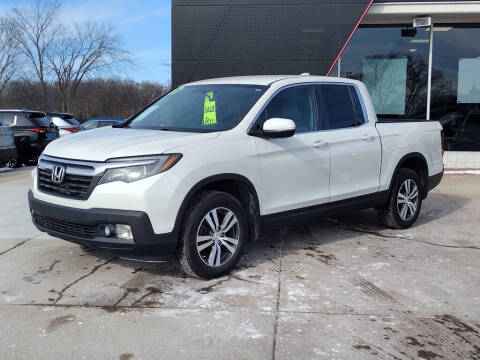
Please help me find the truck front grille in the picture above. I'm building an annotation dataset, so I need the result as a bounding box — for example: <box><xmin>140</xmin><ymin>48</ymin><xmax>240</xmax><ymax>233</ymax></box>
<box><xmin>38</xmin><ymin>167</ymin><xmax>94</xmax><ymax>200</ymax></box>
<box><xmin>32</xmin><ymin>212</ymin><xmax>97</xmax><ymax>239</ymax></box>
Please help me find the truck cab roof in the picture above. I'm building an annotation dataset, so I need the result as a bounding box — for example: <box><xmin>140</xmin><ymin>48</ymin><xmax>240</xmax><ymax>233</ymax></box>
<box><xmin>187</xmin><ymin>75</ymin><xmax>363</xmax><ymax>87</ymax></box>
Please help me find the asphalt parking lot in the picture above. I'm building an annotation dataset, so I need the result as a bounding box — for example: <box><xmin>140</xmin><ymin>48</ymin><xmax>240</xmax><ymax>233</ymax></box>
<box><xmin>0</xmin><ymin>167</ymin><xmax>479</xmax><ymax>360</ymax></box>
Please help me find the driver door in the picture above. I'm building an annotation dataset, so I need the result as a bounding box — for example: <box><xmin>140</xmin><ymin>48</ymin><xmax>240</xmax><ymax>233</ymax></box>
<box><xmin>252</xmin><ymin>85</ymin><xmax>330</xmax><ymax>215</ymax></box>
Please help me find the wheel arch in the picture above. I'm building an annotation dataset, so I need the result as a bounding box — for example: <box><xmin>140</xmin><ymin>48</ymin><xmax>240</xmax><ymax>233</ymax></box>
<box><xmin>389</xmin><ymin>152</ymin><xmax>429</xmax><ymax>199</ymax></box>
<box><xmin>174</xmin><ymin>174</ymin><xmax>261</xmax><ymax>242</ymax></box>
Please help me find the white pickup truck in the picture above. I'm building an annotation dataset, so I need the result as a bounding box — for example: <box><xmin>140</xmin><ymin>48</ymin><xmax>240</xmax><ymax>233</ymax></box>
<box><xmin>29</xmin><ymin>75</ymin><xmax>444</xmax><ymax>279</ymax></box>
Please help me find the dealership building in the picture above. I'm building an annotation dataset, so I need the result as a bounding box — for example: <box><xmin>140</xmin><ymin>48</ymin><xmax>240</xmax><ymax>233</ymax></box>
<box><xmin>172</xmin><ymin>1</ymin><xmax>480</xmax><ymax>168</ymax></box>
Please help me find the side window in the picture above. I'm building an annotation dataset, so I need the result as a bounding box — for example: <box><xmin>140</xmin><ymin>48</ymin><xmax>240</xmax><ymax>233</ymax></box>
<box><xmin>15</xmin><ymin>115</ymin><xmax>32</xmax><ymax>126</ymax></box>
<box><xmin>317</xmin><ymin>84</ymin><xmax>357</xmax><ymax>130</ymax></box>
<box><xmin>264</xmin><ymin>85</ymin><xmax>317</xmax><ymax>133</ymax></box>
<box><xmin>99</xmin><ymin>121</ymin><xmax>115</xmax><ymax>127</ymax></box>
<box><xmin>0</xmin><ymin>113</ymin><xmax>15</xmax><ymax>126</ymax></box>
<box><xmin>82</xmin><ymin>121</ymin><xmax>97</xmax><ymax>130</ymax></box>
<box><xmin>349</xmin><ymin>86</ymin><xmax>365</xmax><ymax>125</ymax></box>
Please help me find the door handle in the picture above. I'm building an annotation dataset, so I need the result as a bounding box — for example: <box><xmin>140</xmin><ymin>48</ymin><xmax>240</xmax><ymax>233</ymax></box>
<box><xmin>361</xmin><ymin>134</ymin><xmax>374</xmax><ymax>141</ymax></box>
<box><xmin>313</xmin><ymin>140</ymin><xmax>328</xmax><ymax>148</ymax></box>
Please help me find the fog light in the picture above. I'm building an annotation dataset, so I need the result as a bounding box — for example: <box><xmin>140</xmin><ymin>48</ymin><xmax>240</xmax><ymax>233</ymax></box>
<box><xmin>115</xmin><ymin>224</ymin><xmax>133</xmax><ymax>240</ymax></box>
<box><xmin>104</xmin><ymin>224</ymin><xmax>115</xmax><ymax>237</ymax></box>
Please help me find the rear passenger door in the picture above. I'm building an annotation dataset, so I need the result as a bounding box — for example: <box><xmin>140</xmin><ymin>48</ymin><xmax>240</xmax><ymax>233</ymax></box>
<box><xmin>316</xmin><ymin>84</ymin><xmax>381</xmax><ymax>201</ymax></box>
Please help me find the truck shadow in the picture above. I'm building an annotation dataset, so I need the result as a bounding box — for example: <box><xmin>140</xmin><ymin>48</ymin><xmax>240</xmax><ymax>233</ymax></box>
<box><xmin>56</xmin><ymin>192</ymin><xmax>469</xmax><ymax>311</ymax></box>
<box><xmin>242</xmin><ymin>192</ymin><xmax>469</xmax><ymax>267</ymax></box>
<box><xmin>87</xmin><ymin>192</ymin><xmax>469</xmax><ymax>280</ymax></box>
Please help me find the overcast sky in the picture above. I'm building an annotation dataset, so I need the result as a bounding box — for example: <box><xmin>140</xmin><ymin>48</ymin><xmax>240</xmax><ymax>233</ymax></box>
<box><xmin>0</xmin><ymin>0</ymin><xmax>172</xmax><ymax>84</ymax></box>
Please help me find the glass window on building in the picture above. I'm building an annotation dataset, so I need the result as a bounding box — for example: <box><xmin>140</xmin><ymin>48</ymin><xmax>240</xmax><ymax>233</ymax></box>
<box><xmin>340</xmin><ymin>25</ymin><xmax>430</xmax><ymax>120</ymax></box>
<box><xmin>430</xmin><ymin>25</ymin><xmax>480</xmax><ymax>151</ymax></box>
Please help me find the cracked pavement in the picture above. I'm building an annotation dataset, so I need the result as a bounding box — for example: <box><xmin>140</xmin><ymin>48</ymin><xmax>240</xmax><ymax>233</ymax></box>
<box><xmin>0</xmin><ymin>168</ymin><xmax>479</xmax><ymax>359</ymax></box>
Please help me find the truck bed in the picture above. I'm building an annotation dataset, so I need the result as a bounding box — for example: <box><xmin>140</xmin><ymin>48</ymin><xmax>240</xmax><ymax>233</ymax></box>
<box><xmin>375</xmin><ymin>120</ymin><xmax>444</xmax><ymax>193</ymax></box>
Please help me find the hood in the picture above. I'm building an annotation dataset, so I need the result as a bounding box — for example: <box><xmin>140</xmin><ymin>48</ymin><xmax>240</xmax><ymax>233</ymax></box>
<box><xmin>43</xmin><ymin>126</ymin><xmax>219</xmax><ymax>162</ymax></box>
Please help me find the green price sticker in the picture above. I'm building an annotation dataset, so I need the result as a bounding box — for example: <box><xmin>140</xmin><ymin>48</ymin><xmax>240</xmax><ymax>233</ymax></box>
<box><xmin>203</xmin><ymin>91</ymin><xmax>217</xmax><ymax>125</ymax></box>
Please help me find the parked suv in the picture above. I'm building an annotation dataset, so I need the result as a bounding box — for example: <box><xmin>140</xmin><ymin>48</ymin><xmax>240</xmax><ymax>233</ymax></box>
<box><xmin>0</xmin><ymin>110</ymin><xmax>59</xmax><ymax>167</ymax></box>
<box><xmin>0</xmin><ymin>122</ymin><xmax>17</xmax><ymax>167</ymax></box>
<box><xmin>46</xmin><ymin>112</ymin><xmax>81</xmax><ymax>137</ymax></box>
<box><xmin>29</xmin><ymin>76</ymin><xmax>444</xmax><ymax>279</ymax></box>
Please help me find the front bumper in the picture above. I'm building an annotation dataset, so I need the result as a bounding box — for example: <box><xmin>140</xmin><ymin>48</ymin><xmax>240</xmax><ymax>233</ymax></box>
<box><xmin>28</xmin><ymin>191</ymin><xmax>178</xmax><ymax>257</ymax></box>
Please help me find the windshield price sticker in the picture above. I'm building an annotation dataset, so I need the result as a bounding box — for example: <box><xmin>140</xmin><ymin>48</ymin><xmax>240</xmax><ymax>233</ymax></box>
<box><xmin>203</xmin><ymin>91</ymin><xmax>217</xmax><ymax>125</ymax></box>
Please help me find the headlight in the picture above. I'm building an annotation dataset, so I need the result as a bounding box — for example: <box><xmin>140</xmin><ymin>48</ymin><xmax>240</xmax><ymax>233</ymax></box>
<box><xmin>98</xmin><ymin>154</ymin><xmax>181</xmax><ymax>185</ymax></box>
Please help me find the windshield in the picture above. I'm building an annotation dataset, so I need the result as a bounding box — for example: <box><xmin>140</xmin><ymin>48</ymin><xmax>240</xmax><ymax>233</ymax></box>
<box><xmin>128</xmin><ymin>84</ymin><xmax>267</xmax><ymax>132</ymax></box>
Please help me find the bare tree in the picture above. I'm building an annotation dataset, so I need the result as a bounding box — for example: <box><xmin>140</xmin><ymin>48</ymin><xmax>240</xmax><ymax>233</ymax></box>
<box><xmin>0</xmin><ymin>17</ymin><xmax>19</xmax><ymax>93</ymax></box>
<box><xmin>0</xmin><ymin>78</ymin><xmax>166</xmax><ymax>121</ymax></box>
<box><xmin>10</xmin><ymin>0</ymin><xmax>61</xmax><ymax>109</ymax></box>
<box><xmin>47</xmin><ymin>22</ymin><xmax>132</xmax><ymax>112</ymax></box>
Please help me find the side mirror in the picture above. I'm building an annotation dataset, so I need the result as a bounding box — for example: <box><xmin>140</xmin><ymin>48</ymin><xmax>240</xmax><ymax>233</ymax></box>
<box><xmin>262</xmin><ymin>118</ymin><xmax>296</xmax><ymax>138</ymax></box>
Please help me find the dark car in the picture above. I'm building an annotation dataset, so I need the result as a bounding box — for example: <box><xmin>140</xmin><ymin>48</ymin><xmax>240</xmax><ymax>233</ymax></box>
<box><xmin>46</xmin><ymin>112</ymin><xmax>81</xmax><ymax>137</ymax></box>
<box><xmin>80</xmin><ymin>118</ymin><xmax>124</xmax><ymax>131</ymax></box>
<box><xmin>0</xmin><ymin>110</ymin><xmax>59</xmax><ymax>167</ymax></box>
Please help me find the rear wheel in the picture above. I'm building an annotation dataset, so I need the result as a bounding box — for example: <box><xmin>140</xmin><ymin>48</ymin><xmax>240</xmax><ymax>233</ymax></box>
<box><xmin>379</xmin><ymin>168</ymin><xmax>423</xmax><ymax>229</ymax></box>
<box><xmin>6</xmin><ymin>157</ymin><xmax>22</xmax><ymax>168</ymax></box>
<box><xmin>177</xmin><ymin>190</ymin><xmax>248</xmax><ymax>279</ymax></box>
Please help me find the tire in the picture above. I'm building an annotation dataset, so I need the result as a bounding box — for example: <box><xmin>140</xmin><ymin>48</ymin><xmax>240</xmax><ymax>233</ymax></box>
<box><xmin>177</xmin><ymin>190</ymin><xmax>248</xmax><ymax>279</ymax></box>
<box><xmin>6</xmin><ymin>157</ymin><xmax>22</xmax><ymax>168</ymax></box>
<box><xmin>379</xmin><ymin>168</ymin><xmax>423</xmax><ymax>229</ymax></box>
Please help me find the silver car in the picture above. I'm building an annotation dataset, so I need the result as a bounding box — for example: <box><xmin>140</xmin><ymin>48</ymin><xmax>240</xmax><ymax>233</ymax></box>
<box><xmin>46</xmin><ymin>112</ymin><xmax>81</xmax><ymax>137</ymax></box>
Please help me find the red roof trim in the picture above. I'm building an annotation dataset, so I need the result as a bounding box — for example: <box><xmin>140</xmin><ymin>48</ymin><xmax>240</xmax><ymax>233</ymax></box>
<box><xmin>326</xmin><ymin>0</ymin><xmax>374</xmax><ymax>76</ymax></box>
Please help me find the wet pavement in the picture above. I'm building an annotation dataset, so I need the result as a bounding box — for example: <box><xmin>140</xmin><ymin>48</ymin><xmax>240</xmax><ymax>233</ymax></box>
<box><xmin>1</xmin><ymin>168</ymin><xmax>479</xmax><ymax>359</ymax></box>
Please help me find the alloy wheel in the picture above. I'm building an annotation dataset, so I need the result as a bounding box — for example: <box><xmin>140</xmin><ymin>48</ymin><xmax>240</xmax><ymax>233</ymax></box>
<box><xmin>6</xmin><ymin>158</ymin><xmax>19</xmax><ymax>168</ymax></box>
<box><xmin>397</xmin><ymin>179</ymin><xmax>419</xmax><ymax>221</ymax></box>
<box><xmin>196</xmin><ymin>207</ymin><xmax>240</xmax><ymax>267</ymax></box>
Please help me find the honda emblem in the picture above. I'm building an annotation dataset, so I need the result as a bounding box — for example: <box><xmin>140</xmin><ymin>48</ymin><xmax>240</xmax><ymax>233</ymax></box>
<box><xmin>51</xmin><ymin>165</ymin><xmax>66</xmax><ymax>184</ymax></box>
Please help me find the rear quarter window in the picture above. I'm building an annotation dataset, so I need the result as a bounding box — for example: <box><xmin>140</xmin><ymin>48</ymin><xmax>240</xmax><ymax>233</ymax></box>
<box><xmin>31</xmin><ymin>117</ymin><xmax>52</xmax><ymax>126</ymax></box>
<box><xmin>14</xmin><ymin>115</ymin><xmax>34</xmax><ymax>126</ymax></box>
<box><xmin>0</xmin><ymin>113</ymin><xmax>15</xmax><ymax>126</ymax></box>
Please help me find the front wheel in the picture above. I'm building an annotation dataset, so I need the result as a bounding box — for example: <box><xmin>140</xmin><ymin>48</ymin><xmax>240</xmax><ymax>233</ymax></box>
<box><xmin>379</xmin><ymin>168</ymin><xmax>423</xmax><ymax>229</ymax></box>
<box><xmin>177</xmin><ymin>190</ymin><xmax>248</xmax><ymax>279</ymax></box>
